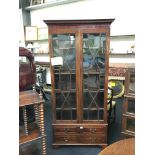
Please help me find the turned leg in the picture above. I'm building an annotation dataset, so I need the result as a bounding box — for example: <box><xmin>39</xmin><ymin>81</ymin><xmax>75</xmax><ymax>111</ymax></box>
<box><xmin>39</xmin><ymin>93</ymin><xmax>46</xmax><ymax>155</ymax></box>
<box><xmin>23</xmin><ymin>106</ymin><xmax>28</xmax><ymax>135</ymax></box>
<box><xmin>33</xmin><ymin>85</ymin><xmax>40</xmax><ymax>126</ymax></box>
<box><xmin>34</xmin><ymin>104</ymin><xmax>40</xmax><ymax>126</ymax></box>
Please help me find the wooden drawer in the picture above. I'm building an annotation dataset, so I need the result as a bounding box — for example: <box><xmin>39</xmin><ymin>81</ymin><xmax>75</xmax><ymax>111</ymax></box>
<box><xmin>53</xmin><ymin>124</ymin><xmax>107</xmax><ymax>134</ymax></box>
<box><xmin>54</xmin><ymin>134</ymin><xmax>106</xmax><ymax>144</ymax></box>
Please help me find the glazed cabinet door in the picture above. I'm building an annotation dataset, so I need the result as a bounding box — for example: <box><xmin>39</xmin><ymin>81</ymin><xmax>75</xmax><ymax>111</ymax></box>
<box><xmin>50</xmin><ymin>32</ymin><xmax>78</xmax><ymax>122</ymax></box>
<box><xmin>81</xmin><ymin>31</ymin><xmax>108</xmax><ymax>122</ymax></box>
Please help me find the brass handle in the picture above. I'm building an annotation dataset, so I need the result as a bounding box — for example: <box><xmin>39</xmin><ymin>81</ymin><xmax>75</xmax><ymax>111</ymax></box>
<box><xmin>80</xmin><ymin>126</ymin><xmax>84</xmax><ymax>130</ymax></box>
<box><xmin>64</xmin><ymin>138</ymin><xmax>68</xmax><ymax>142</ymax></box>
<box><xmin>90</xmin><ymin>128</ymin><xmax>96</xmax><ymax>133</ymax></box>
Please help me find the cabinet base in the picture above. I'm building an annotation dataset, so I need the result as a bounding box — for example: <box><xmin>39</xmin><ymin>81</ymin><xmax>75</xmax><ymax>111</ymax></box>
<box><xmin>52</xmin><ymin>143</ymin><xmax>107</xmax><ymax>149</ymax></box>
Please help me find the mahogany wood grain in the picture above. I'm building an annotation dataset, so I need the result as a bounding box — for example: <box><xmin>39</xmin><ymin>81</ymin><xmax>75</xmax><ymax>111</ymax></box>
<box><xmin>122</xmin><ymin>69</ymin><xmax>135</xmax><ymax>137</ymax></box>
<box><xmin>19</xmin><ymin>90</ymin><xmax>44</xmax><ymax>107</ymax></box>
<box><xmin>98</xmin><ymin>138</ymin><xmax>135</xmax><ymax>155</ymax></box>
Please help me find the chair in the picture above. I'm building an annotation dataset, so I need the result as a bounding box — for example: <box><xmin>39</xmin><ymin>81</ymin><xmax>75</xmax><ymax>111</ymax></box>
<box><xmin>107</xmin><ymin>87</ymin><xmax>116</xmax><ymax>124</ymax></box>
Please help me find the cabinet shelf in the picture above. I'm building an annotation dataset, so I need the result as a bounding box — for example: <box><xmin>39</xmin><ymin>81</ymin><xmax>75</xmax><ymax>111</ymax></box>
<box><xmin>34</xmin><ymin>52</ymin><xmax>49</xmax><ymax>56</ymax></box>
<box><xmin>83</xmin><ymin>47</ymin><xmax>101</xmax><ymax>49</ymax></box>
<box><xmin>26</xmin><ymin>39</ymin><xmax>48</xmax><ymax>42</ymax></box>
<box><xmin>35</xmin><ymin>61</ymin><xmax>50</xmax><ymax>66</ymax></box>
<box><xmin>54</xmin><ymin>72</ymin><xmax>76</xmax><ymax>75</ymax></box>
<box><xmin>19</xmin><ymin>128</ymin><xmax>46</xmax><ymax>145</ymax></box>
<box><xmin>55</xmin><ymin>89</ymin><xmax>104</xmax><ymax>93</ymax></box>
<box><xmin>83</xmin><ymin>71</ymin><xmax>105</xmax><ymax>75</ymax></box>
<box><xmin>122</xmin><ymin>113</ymin><xmax>135</xmax><ymax>118</ymax></box>
<box><xmin>56</xmin><ymin>108</ymin><xmax>104</xmax><ymax>110</ymax></box>
<box><xmin>58</xmin><ymin>47</ymin><xmax>75</xmax><ymax>50</ymax></box>
<box><xmin>121</xmin><ymin>131</ymin><xmax>135</xmax><ymax>137</ymax></box>
<box><xmin>19</xmin><ymin>122</ymin><xmax>46</xmax><ymax>145</ymax></box>
<box><xmin>54</xmin><ymin>71</ymin><xmax>105</xmax><ymax>75</ymax></box>
<box><xmin>124</xmin><ymin>94</ymin><xmax>135</xmax><ymax>99</ymax></box>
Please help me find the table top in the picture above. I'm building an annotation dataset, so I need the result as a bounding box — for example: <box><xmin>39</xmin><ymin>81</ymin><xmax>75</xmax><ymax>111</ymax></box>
<box><xmin>98</xmin><ymin>138</ymin><xmax>135</xmax><ymax>155</ymax></box>
<box><xmin>19</xmin><ymin>90</ymin><xmax>44</xmax><ymax>107</ymax></box>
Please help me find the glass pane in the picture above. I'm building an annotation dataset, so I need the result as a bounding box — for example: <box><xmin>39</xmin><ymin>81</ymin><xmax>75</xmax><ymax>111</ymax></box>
<box><xmin>83</xmin><ymin>75</ymin><xmax>99</xmax><ymax>89</ymax></box>
<box><xmin>52</xmin><ymin>34</ymin><xmax>77</xmax><ymax>121</ymax></box>
<box><xmin>83</xmin><ymin>33</ymin><xmax>106</xmax><ymax>72</ymax></box>
<box><xmin>52</xmin><ymin>34</ymin><xmax>76</xmax><ymax>71</ymax></box>
<box><xmin>55</xmin><ymin>92</ymin><xmax>76</xmax><ymax>120</ymax></box>
<box><xmin>82</xmin><ymin>33</ymin><xmax>106</xmax><ymax>121</ymax></box>
<box><xmin>83</xmin><ymin>91</ymin><xmax>104</xmax><ymax>120</ymax></box>
<box><xmin>83</xmin><ymin>110</ymin><xmax>104</xmax><ymax>120</ymax></box>
<box><xmin>54</xmin><ymin>74</ymin><xmax>76</xmax><ymax>90</ymax></box>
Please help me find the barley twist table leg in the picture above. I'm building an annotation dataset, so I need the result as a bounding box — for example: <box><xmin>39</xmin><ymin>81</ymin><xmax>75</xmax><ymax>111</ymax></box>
<box><xmin>23</xmin><ymin>106</ymin><xmax>28</xmax><ymax>136</ymax></box>
<box><xmin>34</xmin><ymin>104</ymin><xmax>39</xmax><ymax>126</ymax></box>
<box><xmin>39</xmin><ymin>95</ymin><xmax>46</xmax><ymax>155</ymax></box>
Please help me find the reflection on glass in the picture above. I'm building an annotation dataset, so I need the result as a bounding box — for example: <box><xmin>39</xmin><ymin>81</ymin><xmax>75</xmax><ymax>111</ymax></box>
<box><xmin>83</xmin><ymin>110</ymin><xmax>104</xmax><ymax>120</ymax></box>
<box><xmin>56</xmin><ymin>93</ymin><xmax>76</xmax><ymax>120</ymax></box>
<box><xmin>83</xmin><ymin>75</ymin><xmax>99</xmax><ymax>89</ymax></box>
<box><xmin>52</xmin><ymin>34</ymin><xmax>76</xmax><ymax>120</ymax></box>
<box><xmin>54</xmin><ymin>74</ymin><xmax>76</xmax><ymax>90</ymax></box>
<box><xmin>52</xmin><ymin>34</ymin><xmax>76</xmax><ymax>71</ymax></box>
<box><xmin>56</xmin><ymin>110</ymin><xmax>76</xmax><ymax>120</ymax></box>
<box><xmin>83</xmin><ymin>33</ymin><xmax>106</xmax><ymax>72</ymax></box>
<box><xmin>83</xmin><ymin>90</ymin><xmax>104</xmax><ymax>120</ymax></box>
<box><xmin>82</xmin><ymin>33</ymin><xmax>106</xmax><ymax>121</ymax></box>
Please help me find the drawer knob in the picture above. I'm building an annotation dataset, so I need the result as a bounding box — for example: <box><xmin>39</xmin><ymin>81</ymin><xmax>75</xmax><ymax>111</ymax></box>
<box><xmin>90</xmin><ymin>128</ymin><xmax>96</xmax><ymax>132</ymax></box>
<box><xmin>64</xmin><ymin>138</ymin><xmax>68</xmax><ymax>142</ymax></box>
<box><xmin>80</xmin><ymin>126</ymin><xmax>84</xmax><ymax>129</ymax></box>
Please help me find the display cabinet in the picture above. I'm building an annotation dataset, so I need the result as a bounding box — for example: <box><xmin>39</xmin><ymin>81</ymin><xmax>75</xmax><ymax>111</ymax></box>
<box><xmin>122</xmin><ymin>68</ymin><xmax>135</xmax><ymax>137</ymax></box>
<box><xmin>44</xmin><ymin>19</ymin><xmax>114</xmax><ymax>148</ymax></box>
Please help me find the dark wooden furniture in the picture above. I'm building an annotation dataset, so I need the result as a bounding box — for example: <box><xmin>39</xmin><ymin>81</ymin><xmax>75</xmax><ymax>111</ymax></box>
<box><xmin>19</xmin><ymin>47</ymin><xmax>36</xmax><ymax>91</ymax></box>
<box><xmin>122</xmin><ymin>69</ymin><xmax>135</xmax><ymax>137</ymax></box>
<box><xmin>98</xmin><ymin>138</ymin><xmax>135</xmax><ymax>155</ymax></box>
<box><xmin>19</xmin><ymin>88</ymin><xmax>46</xmax><ymax>155</ymax></box>
<box><xmin>44</xmin><ymin>19</ymin><xmax>114</xmax><ymax>148</ymax></box>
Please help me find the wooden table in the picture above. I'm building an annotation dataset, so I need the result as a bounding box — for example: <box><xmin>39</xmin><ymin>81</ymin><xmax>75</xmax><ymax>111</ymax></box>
<box><xmin>19</xmin><ymin>89</ymin><xmax>46</xmax><ymax>155</ymax></box>
<box><xmin>98</xmin><ymin>138</ymin><xmax>135</xmax><ymax>155</ymax></box>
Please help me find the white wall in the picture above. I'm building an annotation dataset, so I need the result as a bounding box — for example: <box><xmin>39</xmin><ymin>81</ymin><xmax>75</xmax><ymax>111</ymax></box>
<box><xmin>30</xmin><ymin>0</ymin><xmax>136</xmax><ymax>35</ymax></box>
<box><xmin>109</xmin><ymin>57</ymin><xmax>135</xmax><ymax>64</ymax></box>
<box><xmin>19</xmin><ymin>9</ymin><xmax>25</xmax><ymax>47</ymax></box>
<box><xmin>29</xmin><ymin>0</ymin><xmax>135</xmax><ymax>68</ymax></box>
<box><xmin>110</xmin><ymin>35</ymin><xmax>135</xmax><ymax>54</ymax></box>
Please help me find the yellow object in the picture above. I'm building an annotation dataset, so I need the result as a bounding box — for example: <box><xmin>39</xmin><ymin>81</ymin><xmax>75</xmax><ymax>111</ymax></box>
<box><xmin>108</xmin><ymin>80</ymin><xmax>124</xmax><ymax>98</ymax></box>
<box><xmin>111</xmin><ymin>82</ymin><xmax>116</xmax><ymax>87</ymax></box>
